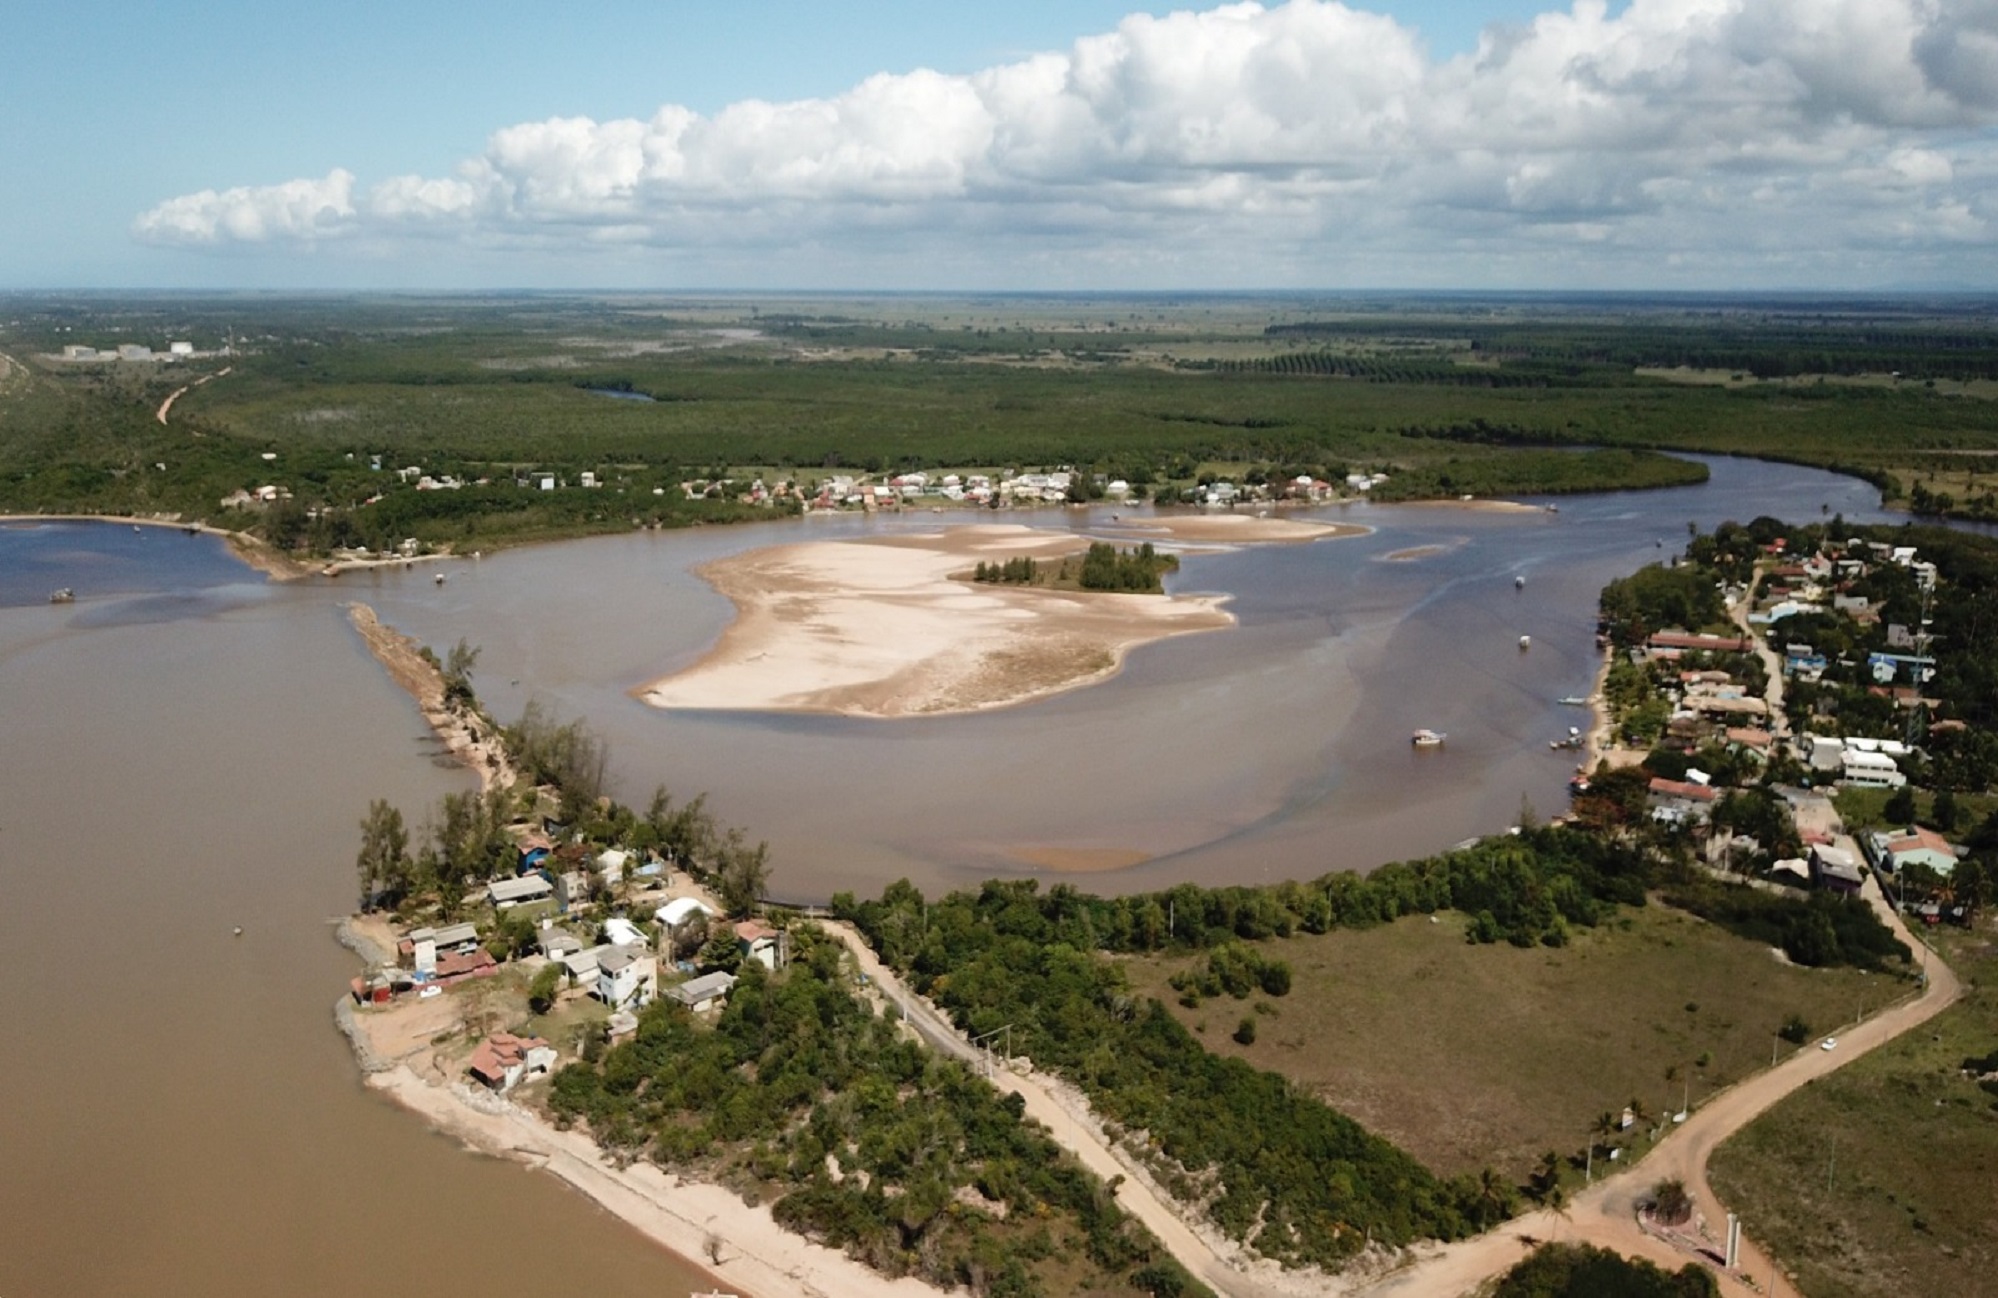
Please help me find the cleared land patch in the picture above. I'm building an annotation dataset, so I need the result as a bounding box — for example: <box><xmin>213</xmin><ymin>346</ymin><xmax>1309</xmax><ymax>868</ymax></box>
<box><xmin>1707</xmin><ymin>926</ymin><xmax>1998</xmax><ymax>1298</ymax></box>
<box><xmin>1120</xmin><ymin>904</ymin><xmax>1894</xmax><ymax>1182</ymax></box>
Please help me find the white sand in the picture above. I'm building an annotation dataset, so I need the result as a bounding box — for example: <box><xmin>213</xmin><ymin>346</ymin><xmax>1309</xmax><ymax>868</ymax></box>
<box><xmin>372</xmin><ymin>1067</ymin><xmax>952</xmax><ymax>1298</ymax></box>
<box><xmin>639</xmin><ymin>525</ymin><xmax>1243</xmax><ymax>718</ymax></box>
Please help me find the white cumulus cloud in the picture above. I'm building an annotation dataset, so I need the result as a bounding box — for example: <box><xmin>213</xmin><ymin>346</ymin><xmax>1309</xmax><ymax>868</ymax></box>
<box><xmin>133</xmin><ymin>169</ymin><xmax>358</xmax><ymax>246</ymax></box>
<box><xmin>131</xmin><ymin>0</ymin><xmax>1998</xmax><ymax>285</ymax></box>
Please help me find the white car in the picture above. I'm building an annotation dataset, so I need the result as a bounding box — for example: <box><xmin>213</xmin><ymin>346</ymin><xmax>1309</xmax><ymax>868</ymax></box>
<box><xmin>1820</xmin><ymin>1037</ymin><xmax>1837</xmax><ymax>1051</ymax></box>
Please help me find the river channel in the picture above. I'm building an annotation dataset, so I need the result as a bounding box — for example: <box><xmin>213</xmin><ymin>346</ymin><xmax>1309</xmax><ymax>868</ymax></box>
<box><xmin>0</xmin><ymin>454</ymin><xmax>1906</xmax><ymax>1294</ymax></box>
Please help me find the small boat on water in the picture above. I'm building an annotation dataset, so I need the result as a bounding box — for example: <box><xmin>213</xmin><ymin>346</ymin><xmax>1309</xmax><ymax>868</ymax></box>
<box><xmin>1412</xmin><ymin>729</ymin><xmax>1446</xmax><ymax>748</ymax></box>
<box><xmin>1558</xmin><ymin>695</ymin><xmax>1589</xmax><ymax>706</ymax></box>
<box><xmin>1515</xmin><ymin>575</ymin><xmax>1526</xmax><ymax>590</ymax></box>
<box><xmin>1549</xmin><ymin>727</ymin><xmax>1584</xmax><ymax>751</ymax></box>
<box><xmin>49</xmin><ymin>588</ymin><xmax>74</xmax><ymax>604</ymax></box>
<box><xmin>1518</xmin><ymin>635</ymin><xmax>1532</xmax><ymax>650</ymax></box>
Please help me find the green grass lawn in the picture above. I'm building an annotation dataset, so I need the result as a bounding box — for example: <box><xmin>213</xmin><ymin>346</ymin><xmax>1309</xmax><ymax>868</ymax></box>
<box><xmin>1120</xmin><ymin>903</ymin><xmax>1898</xmax><ymax>1181</ymax></box>
<box><xmin>1706</xmin><ymin>921</ymin><xmax>1998</xmax><ymax>1298</ymax></box>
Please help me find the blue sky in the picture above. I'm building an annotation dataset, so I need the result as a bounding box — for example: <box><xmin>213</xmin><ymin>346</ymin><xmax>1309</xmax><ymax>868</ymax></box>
<box><xmin>6</xmin><ymin>0</ymin><xmax>1992</xmax><ymax>290</ymax></box>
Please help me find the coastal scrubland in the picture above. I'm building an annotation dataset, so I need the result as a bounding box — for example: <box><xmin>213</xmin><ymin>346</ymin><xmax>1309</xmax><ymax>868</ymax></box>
<box><xmin>9</xmin><ymin>292</ymin><xmax>1998</xmax><ymax>555</ymax></box>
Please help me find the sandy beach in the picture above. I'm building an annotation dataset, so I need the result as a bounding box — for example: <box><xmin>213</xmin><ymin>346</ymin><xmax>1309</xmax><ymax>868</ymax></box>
<box><xmin>640</xmin><ymin>524</ymin><xmax>1274</xmax><ymax>718</ymax></box>
<box><xmin>371</xmin><ymin>1070</ymin><xmax>954</xmax><ymax>1298</ymax></box>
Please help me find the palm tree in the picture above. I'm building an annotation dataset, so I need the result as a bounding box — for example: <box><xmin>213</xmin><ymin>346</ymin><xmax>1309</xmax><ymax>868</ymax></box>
<box><xmin>1474</xmin><ymin>1166</ymin><xmax>1515</xmax><ymax>1228</ymax></box>
<box><xmin>1531</xmin><ymin>1150</ymin><xmax>1562</xmax><ymax>1202</ymax></box>
<box><xmin>1545</xmin><ymin>1184</ymin><xmax>1572</xmax><ymax>1239</ymax></box>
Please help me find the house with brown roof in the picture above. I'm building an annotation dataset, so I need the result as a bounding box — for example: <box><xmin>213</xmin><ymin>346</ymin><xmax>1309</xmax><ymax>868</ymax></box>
<box><xmin>467</xmin><ymin>1032</ymin><xmax>556</xmax><ymax>1092</ymax></box>
<box><xmin>734</xmin><ymin>920</ymin><xmax>783</xmax><ymax>970</ymax></box>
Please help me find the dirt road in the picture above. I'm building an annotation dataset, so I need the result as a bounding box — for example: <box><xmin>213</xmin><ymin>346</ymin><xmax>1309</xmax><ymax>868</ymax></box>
<box><xmin>1360</xmin><ymin>899</ymin><xmax>1959</xmax><ymax>1298</ymax></box>
<box><xmin>820</xmin><ymin>920</ymin><xmax>1306</xmax><ymax>1298</ymax></box>
<box><xmin>155</xmin><ymin>365</ymin><xmax>230</xmax><ymax>423</ymax></box>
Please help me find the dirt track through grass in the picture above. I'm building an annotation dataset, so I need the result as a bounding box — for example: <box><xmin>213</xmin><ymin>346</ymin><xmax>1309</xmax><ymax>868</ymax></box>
<box><xmin>1707</xmin><ymin>924</ymin><xmax>1998</xmax><ymax>1298</ymax></box>
<box><xmin>1123</xmin><ymin>904</ymin><xmax>1896</xmax><ymax>1181</ymax></box>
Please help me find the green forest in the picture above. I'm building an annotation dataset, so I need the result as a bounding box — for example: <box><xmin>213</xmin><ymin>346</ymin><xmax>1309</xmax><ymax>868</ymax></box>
<box><xmin>7</xmin><ymin>291</ymin><xmax>1998</xmax><ymax>553</ymax></box>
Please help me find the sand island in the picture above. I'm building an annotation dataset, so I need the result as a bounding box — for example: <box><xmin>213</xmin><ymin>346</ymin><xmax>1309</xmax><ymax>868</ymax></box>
<box><xmin>640</xmin><ymin>516</ymin><xmax>1361</xmax><ymax>718</ymax></box>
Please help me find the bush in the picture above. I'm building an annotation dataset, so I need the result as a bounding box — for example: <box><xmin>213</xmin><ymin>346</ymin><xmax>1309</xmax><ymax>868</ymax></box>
<box><xmin>1779</xmin><ymin>1014</ymin><xmax>1811</xmax><ymax>1045</ymax></box>
<box><xmin>1233</xmin><ymin>1017</ymin><xmax>1257</xmax><ymax>1046</ymax></box>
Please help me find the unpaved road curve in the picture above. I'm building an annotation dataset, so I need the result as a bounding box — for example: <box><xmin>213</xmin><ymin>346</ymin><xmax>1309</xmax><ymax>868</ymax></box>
<box><xmin>1359</xmin><ymin>893</ymin><xmax>1959</xmax><ymax>1298</ymax></box>
<box><xmin>155</xmin><ymin>365</ymin><xmax>230</xmax><ymax>423</ymax></box>
<box><xmin>820</xmin><ymin>921</ymin><xmax>1302</xmax><ymax>1298</ymax></box>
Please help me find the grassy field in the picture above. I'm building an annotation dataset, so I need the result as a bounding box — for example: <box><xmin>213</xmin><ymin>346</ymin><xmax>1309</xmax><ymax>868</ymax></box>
<box><xmin>1120</xmin><ymin>904</ymin><xmax>1898</xmax><ymax>1181</ymax></box>
<box><xmin>1707</xmin><ymin>922</ymin><xmax>1998</xmax><ymax>1298</ymax></box>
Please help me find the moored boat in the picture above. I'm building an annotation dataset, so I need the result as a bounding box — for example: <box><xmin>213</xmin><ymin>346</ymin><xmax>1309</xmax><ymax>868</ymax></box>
<box><xmin>1411</xmin><ymin>728</ymin><xmax>1446</xmax><ymax>748</ymax></box>
<box><xmin>49</xmin><ymin>587</ymin><xmax>74</xmax><ymax>604</ymax></box>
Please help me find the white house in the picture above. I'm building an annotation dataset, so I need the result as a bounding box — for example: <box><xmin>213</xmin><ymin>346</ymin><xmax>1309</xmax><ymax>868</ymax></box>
<box><xmin>595</xmin><ymin>848</ymin><xmax>631</xmax><ymax>885</ymax></box>
<box><xmin>596</xmin><ymin>947</ymin><xmax>657</xmax><ymax>1009</ymax></box>
<box><xmin>734</xmin><ymin>920</ymin><xmax>782</xmax><ymax>970</ymax></box>
<box><xmin>603</xmin><ymin>916</ymin><xmax>647</xmax><ymax>949</ymax></box>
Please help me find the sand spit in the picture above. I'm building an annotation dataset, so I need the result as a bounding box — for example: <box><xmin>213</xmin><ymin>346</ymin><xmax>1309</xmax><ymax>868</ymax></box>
<box><xmin>639</xmin><ymin>525</ymin><xmax>1258</xmax><ymax>719</ymax></box>
<box><xmin>345</xmin><ymin>602</ymin><xmax>516</xmax><ymax>793</ymax></box>
<box><xmin>1396</xmin><ymin>499</ymin><xmax>1548</xmax><ymax>515</ymax></box>
<box><xmin>1094</xmin><ymin>513</ymin><xmax>1368</xmax><ymax>544</ymax></box>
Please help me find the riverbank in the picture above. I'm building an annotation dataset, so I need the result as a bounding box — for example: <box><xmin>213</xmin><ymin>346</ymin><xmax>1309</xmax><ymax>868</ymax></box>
<box><xmin>343</xmin><ymin>995</ymin><xmax>950</xmax><ymax>1298</ymax></box>
<box><xmin>639</xmin><ymin>524</ymin><xmax>1256</xmax><ymax>718</ymax></box>
<box><xmin>0</xmin><ymin>511</ymin><xmax>316</xmax><ymax>580</ymax></box>
<box><xmin>344</xmin><ymin>602</ymin><xmax>516</xmax><ymax>793</ymax></box>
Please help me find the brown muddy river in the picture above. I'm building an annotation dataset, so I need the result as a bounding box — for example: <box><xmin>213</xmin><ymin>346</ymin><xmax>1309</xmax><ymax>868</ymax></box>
<box><xmin>0</xmin><ymin>455</ymin><xmax>1901</xmax><ymax>1294</ymax></box>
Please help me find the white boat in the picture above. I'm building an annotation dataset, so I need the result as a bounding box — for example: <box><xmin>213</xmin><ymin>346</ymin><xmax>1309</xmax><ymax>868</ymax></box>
<box><xmin>49</xmin><ymin>588</ymin><xmax>74</xmax><ymax>604</ymax></box>
<box><xmin>1558</xmin><ymin>696</ymin><xmax>1589</xmax><ymax>706</ymax></box>
<box><xmin>1515</xmin><ymin>575</ymin><xmax>1526</xmax><ymax>589</ymax></box>
<box><xmin>1518</xmin><ymin>635</ymin><xmax>1532</xmax><ymax>649</ymax></box>
<box><xmin>1411</xmin><ymin>729</ymin><xmax>1446</xmax><ymax>748</ymax></box>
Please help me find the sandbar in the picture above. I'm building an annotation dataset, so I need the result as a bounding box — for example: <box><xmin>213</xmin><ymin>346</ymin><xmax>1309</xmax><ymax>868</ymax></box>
<box><xmin>639</xmin><ymin>524</ymin><xmax>1265</xmax><ymax>718</ymax></box>
<box><xmin>1093</xmin><ymin>513</ymin><xmax>1368</xmax><ymax>544</ymax></box>
<box><xmin>1396</xmin><ymin>499</ymin><xmax>1548</xmax><ymax>514</ymax></box>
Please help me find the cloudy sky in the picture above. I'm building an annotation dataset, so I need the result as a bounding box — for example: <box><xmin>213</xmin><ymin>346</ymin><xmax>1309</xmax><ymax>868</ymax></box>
<box><xmin>7</xmin><ymin>0</ymin><xmax>1995</xmax><ymax>290</ymax></box>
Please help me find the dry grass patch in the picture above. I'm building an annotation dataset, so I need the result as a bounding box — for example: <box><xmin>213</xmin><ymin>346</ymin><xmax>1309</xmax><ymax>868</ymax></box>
<box><xmin>1122</xmin><ymin>903</ymin><xmax>1896</xmax><ymax>1181</ymax></box>
<box><xmin>1707</xmin><ymin>924</ymin><xmax>1998</xmax><ymax>1298</ymax></box>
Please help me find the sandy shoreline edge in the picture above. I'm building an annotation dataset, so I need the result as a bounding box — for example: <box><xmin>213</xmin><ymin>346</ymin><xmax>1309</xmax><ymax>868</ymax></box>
<box><xmin>368</xmin><ymin>1065</ymin><xmax>950</xmax><ymax>1298</ymax></box>
<box><xmin>641</xmin><ymin>519</ymin><xmax>1361</xmax><ymax>719</ymax></box>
